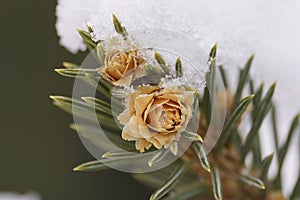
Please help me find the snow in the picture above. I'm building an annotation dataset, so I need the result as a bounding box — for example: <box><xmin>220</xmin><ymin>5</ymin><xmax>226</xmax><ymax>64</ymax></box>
<box><xmin>56</xmin><ymin>0</ymin><xmax>300</xmax><ymax>196</ymax></box>
<box><xmin>0</xmin><ymin>192</ymin><xmax>40</xmax><ymax>200</ymax></box>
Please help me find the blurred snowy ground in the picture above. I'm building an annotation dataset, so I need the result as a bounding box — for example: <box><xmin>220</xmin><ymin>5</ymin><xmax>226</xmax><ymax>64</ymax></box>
<box><xmin>0</xmin><ymin>192</ymin><xmax>40</xmax><ymax>200</ymax></box>
<box><xmin>56</xmin><ymin>0</ymin><xmax>300</xmax><ymax>196</ymax></box>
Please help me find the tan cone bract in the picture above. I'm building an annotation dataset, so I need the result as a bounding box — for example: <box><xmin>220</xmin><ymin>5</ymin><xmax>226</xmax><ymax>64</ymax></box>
<box><xmin>118</xmin><ymin>86</ymin><xmax>194</xmax><ymax>152</ymax></box>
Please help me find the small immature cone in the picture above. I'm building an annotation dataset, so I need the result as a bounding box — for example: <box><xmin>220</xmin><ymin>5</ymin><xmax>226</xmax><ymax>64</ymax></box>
<box><xmin>99</xmin><ymin>49</ymin><xmax>145</xmax><ymax>87</ymax></box>
<box><xmin>117</xmin><ymin>85</ymin><xmax>195</xmax><ymax>152</ymax></box>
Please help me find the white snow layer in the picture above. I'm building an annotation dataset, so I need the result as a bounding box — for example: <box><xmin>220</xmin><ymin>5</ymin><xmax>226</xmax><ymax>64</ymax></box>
<box><xmin>56</xmin><ymin>0</ymin><xmax>300</xmax><ymax>196</ymax></box>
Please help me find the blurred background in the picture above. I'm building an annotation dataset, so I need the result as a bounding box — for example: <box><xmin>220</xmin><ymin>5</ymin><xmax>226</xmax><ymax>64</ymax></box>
<box><xmin>0</xmin><ymin>1</ymin><xmax>151</xmax><ymax>199</ymax></box>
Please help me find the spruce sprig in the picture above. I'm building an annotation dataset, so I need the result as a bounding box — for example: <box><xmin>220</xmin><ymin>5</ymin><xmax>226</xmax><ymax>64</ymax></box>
<box><xmin>52</xmin><ymin>15</ymin><xmax>300</xmax><ymax>200</ymax></box>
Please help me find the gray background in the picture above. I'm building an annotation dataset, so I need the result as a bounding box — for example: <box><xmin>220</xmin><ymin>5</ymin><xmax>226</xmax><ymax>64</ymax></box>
<box><xmin>0</xmin><ymin>1</ymin><xmax>151</xmax><ymax>199</ymax></box>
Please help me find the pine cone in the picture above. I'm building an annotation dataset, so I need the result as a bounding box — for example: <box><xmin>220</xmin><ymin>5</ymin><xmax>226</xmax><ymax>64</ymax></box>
<box><xmin>99</xmin><ymin>49</ymin><xmax>145</xmax><ymax>87</ymax></box>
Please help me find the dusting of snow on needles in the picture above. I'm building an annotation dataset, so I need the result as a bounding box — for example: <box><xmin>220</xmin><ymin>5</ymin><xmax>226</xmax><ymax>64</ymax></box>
<box><xmin>56</xmin><ymin>0</ymin><xmax>300</xmax><ymax>196</ymax></box>
<box><xmin>56</xmin><ymin>0</ymin><xmax>300</xmax><ymax>128</ymax></box>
